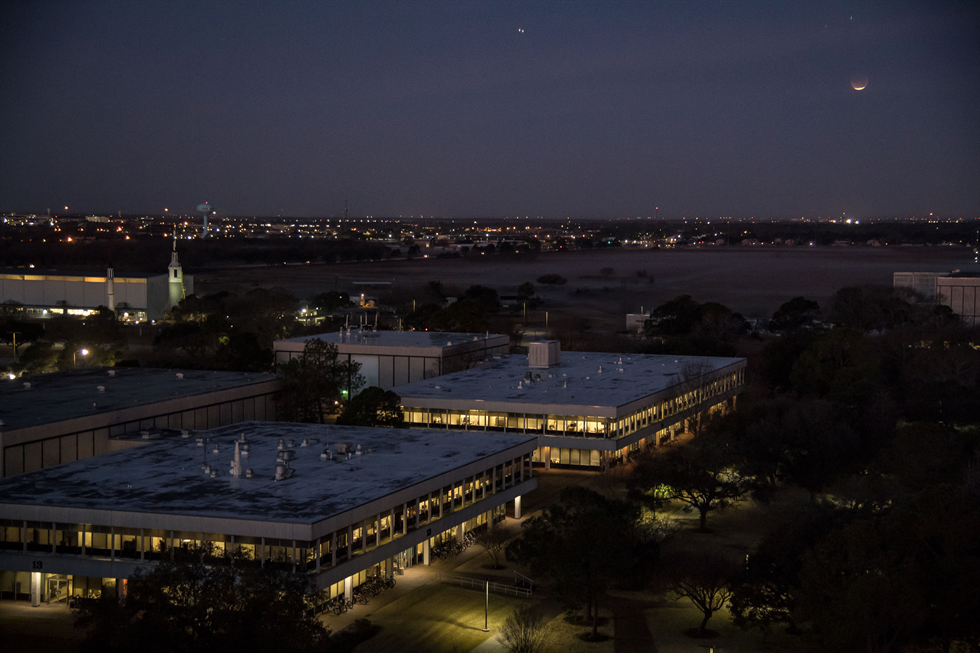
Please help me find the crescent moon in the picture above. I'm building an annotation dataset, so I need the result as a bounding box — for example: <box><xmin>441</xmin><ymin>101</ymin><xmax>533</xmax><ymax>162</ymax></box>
<box><xmin>851</xmin><ymin>74</ymin><xmax>868</xmax><ymax>91</ymax></box>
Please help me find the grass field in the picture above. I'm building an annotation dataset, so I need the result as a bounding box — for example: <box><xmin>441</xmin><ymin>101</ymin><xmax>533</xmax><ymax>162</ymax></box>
<box><xmin>196</xmin><ymin>246</ymin><xmax>969</xmax><ymax>331</ymax></box>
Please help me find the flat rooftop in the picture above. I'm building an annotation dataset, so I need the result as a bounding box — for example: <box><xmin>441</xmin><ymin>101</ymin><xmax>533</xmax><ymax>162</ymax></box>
<box><xmin>276</xmin><ymin>330</ymin><xmax>507</xmax><ymax>352</ymax></box>
<box><xmin>0</xmin><ymin>368</ymin><xmax>277</xmax><ymax>431</ymax></box>
<box><xmin>0</xmin><ymin>268</ymin><xmax>162</xmax><ymax>280</ymax></box>
<box><xmin>396</xmin><ymin>352</ymin><xmax>745</xmax><ymax>417</ymax></box>
<box><xmin>0</xmin><ymin>422</ymin><xmax>535</xmax><ymax>524</ymax></box>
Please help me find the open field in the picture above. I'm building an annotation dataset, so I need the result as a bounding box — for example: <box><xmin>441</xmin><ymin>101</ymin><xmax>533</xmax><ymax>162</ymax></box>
<box><xmin>196</xmin><ymin>246</ymin><xmax>971</xmax><ymax>330</ymax></box>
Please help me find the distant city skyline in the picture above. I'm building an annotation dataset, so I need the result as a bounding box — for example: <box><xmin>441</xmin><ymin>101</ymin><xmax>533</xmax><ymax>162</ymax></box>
<box><xmin>1</xmin><ymin>1</ymin><xmax>978</xmax><ymax>220</ymax></box>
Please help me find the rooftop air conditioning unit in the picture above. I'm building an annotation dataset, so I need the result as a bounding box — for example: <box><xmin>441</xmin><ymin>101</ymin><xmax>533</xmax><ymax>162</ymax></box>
<box><xmin>528</xmin><ymin>340</ymin><xmax>561</xmax><ymax>368</ymax></box>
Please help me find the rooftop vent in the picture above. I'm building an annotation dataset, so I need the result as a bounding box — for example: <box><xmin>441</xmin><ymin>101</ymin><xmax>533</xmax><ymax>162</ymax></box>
<box><xmin>108</xmin><ymin>370</ymin><xmax>116</xmax><ymax>377</ymax></box>
<box><xmin>176</xmin><ymin>373</ymin><xmax>184</xmax><ymax>379</ymax></box>
<box><xmin>196</xmin><ymin>437</ymin><xmax>205</xmax><ymax>446</ymax></box>
<box><xmin>528</xmin><ymin>340</ymin><xmax>561</xmax><ymax>368</ymax></box>
<box><xmin>245</xmin><ymin>468</ymin><xmax>254</xmax><ymax>478</ymax></box>
<box><xmin>181</xmin><ymin>430</ymin><xmax>191</xmax><ymax>439</ymax></box>
<box><xmin>97</xmin><ymin>385</ymin><xmax>106</xmax><ymax>393</ymax></box>
<box><xmin>23</xmin><ymin>382</ymin><xmax>32</xmax><ymax>390</ymax></box>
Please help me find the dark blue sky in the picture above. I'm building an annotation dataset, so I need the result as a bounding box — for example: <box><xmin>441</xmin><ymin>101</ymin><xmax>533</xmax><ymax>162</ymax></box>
<box><xmin>1</xmin><ymin>0</ymin><xmax>977</xmax><ymax>219</ymax></box>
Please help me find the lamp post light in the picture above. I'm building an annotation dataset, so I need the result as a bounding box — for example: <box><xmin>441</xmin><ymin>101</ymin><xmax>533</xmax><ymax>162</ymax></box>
<box><xmin>73</xmin><ymin>348</ymin><xmax>88</xmax><ymax>367</ymax></box>
<box><xmin>483</xmin><ymin>579</ymin><xmax>489</xmax><ymax>632</ymax></box>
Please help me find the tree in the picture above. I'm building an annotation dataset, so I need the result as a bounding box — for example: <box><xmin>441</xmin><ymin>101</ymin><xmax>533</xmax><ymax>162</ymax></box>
<box><xmin>517</xmin><ymin>282</ymin><xmax>535</xmax><ymax>300</ymax></box>
<box><xmin>71</xmin><ymin>543</ymin><xmax>330</xmax><ymax>653</ymax></box>
<box><xmin>507</xmin><ymin>486</ymin><xmax>657</xmax><ymax>640</ymax></box>
<box><xmin>769</xmin><ymin>296</ymin><xmax>820</xmax><ymax>332</ymax></box>
<box><xmin>658</xmin><ymin>550</ymin><xmax>740</xmax><ymax>637</ymax></box>
<box><xmin>336</xmin><ymin>386</ymin><xmax>403</xmax><ymax>427</ymax></box>
<box><xmin>644</xmin><ymin>295</ymin><xmax>702</xmax><ymax>337</ymax></box>
<box><xmin>0</xmin><ymin>315</ymin><xmax>45</xmax><ymax>357</ymax></box>
<box><xmin>474</xmin><ymin>524</ymin><xmax>509</xmax><ymax>569</ymax></box>
<box><xmin>497</xmin><ymin>604</ymin><xmax>547</xmax><ymax>653</ymax></box>
<box><xmin>309</xmin><ymin>291</ymin><xmax>350</xmax><ymax>314</ymax></box>
<box><xmin>733</xmin><ymin>398</ymin><xmax>861</xmax><ymax>503</ymax></box>
<box><xmin>536</xmin><ymin>274</ymin><xmax>567</xmax><ymax>285</ymax></box>
<box><xmin>630</xmin><ymin>439</ymin><xmax>749</xmax><ymax>532</ymax></box>
<box><xmin>796</xmin><ymin>519</ymin><xmax>928</xmax><ymax>653</ymax></box>
<box><xmin>277</xmin><ymin>339</ymin><xmax>362</xmax><ymax>423</ymax></box>
<box><xmin>672</xmin><ymin>358</ymin><xmax>720</xmax><ymax>439</ymax></box>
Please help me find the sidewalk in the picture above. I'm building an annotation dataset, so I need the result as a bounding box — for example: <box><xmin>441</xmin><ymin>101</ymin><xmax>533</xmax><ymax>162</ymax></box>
<box><xmin>319</xmin><ymin>515</ymin><xmax>529</xmax><ymax>634</ymax></box>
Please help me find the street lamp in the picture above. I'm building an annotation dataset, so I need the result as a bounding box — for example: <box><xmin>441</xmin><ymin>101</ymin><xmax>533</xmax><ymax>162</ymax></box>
<box><xmin>483</xmin><ymin>579</ymin><xmax>489</xmax><ymax>632</ymax></box>
<box><xmin>73</xmin><ymin>348</ymin><xmax>88</xmax><ymax>367</ymax></box>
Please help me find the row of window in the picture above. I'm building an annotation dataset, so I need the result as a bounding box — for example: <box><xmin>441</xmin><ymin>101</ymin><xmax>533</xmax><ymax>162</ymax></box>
<box><xmin>401</xmin><ymin>368</ymin><xmax>743</xmax><ymax>440</ymax></box>
<box><xmin>0</xmin><ymin>453</ymin><xmax>531</xmax><ymax>576</ymax></box>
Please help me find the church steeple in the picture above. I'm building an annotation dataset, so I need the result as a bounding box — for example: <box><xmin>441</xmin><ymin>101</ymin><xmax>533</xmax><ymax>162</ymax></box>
<box><xmin>168</xmin><ymin>232</ymin><xmax>185</xmax><ymax>312</ymax></box>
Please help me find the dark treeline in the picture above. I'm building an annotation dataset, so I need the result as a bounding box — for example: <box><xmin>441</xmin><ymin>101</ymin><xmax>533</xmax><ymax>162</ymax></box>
<box><xmin>0</xmin><ymin>238</ymin><xmax>391</xmax><ymax>273</ymax></box>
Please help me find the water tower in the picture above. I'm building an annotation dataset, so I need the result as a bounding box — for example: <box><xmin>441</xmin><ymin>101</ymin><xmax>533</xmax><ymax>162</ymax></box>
<box><xmin>196</xmin><ymin>202</ymin><xmax>212</xmax><ymax>237</ymax></box>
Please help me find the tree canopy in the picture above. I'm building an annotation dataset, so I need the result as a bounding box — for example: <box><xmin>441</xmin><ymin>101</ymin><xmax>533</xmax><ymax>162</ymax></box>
<box><xmin>71</xmin><ymin>544</ymin><xmax>330</xmax><ymax>653</ymax></box>
<box><xmin>336</xmin><ymin>386</ymin><xmax>403</xmax><ymax>427</ymax></box>
<box><xmin>630</xmin><ymin>437</ymin><xmax>749</xmax><ymax>532</ymax></box>
<box><xmin>507</xmin><ymin>486</ymin><xmax>658</xmax><ymax>639</ymax></box>
<box><xmin>277</xmin><ymin>339</ymin><xmax>363</xmax><ymax>423</ymax></box>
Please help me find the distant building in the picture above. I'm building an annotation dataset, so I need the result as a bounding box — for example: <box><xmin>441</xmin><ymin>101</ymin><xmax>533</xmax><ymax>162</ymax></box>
<box><xmin>0</xmin><ymin>367</ymin><xmax>278</xmax><ymax>478</ymax></box>
<box><xmin>0</xmin><ymin>240</ymin><xmax>191</xmax><ymax>321</ymax></box>
<box><xmin>937</xmin><ymin>273</ymin><xmax>980</xmax><ymax>326</ymax></box>
<box><xmin>893</xmin><ymin>271</ymin><xmax>944</xmax><ymax>300</ymax></box>
<box><xmin>398</xmin><ymin>341</ymin><xmax>746</xmax><ymax>471</ymax></box>
<box><xmin>894</xmin><ymin>270</ymin><xmax>980</xmax><ymax>325</ymax></box>
<box><xmin>274</xmin><ymin>330</ymin><xmax>509</xmax><ymax>390</ymax></box>
<box><xmin>0</xmin><ymin>422</ymin><xmax>536</xmax><ymax>606</ymax></box>
<box><xmin>626</xmin><ymin>313</ymin><xmax>650</xmax><ymax>333</ymax></box>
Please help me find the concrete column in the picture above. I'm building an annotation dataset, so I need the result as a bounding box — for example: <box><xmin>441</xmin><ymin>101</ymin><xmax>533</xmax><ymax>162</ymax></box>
<box><xmin>402</xmin><ymin>503</ymin><xmax>408</xmax><ymax>536</ymax></box>
<box><xmin>347</xmin><ymin>526</ymin><xmax>352</xmax><ymax>560</ymax></box>
<box><xmin>140</xmin><ymin>529</ymin><xmax>145</xmax><ymax>561</ymax></box>
<box><xmin>31</xmin><ymin>571</ymin><xmax>41</xmax><ymax>607</ymax></box>
<box><xmin>316</xmin><ymin>537</ymin><xmax>321</xmax><ymax>574</ymax></box>
<box><xmin>81</xmin><ymin>525</ymin><xmax>85</xmax><ymax>556</ymax></box>
<box><xmin>491</xmin><ymin>466</ymin><xmax>497</xmax><ymax>493</ymax></box>
<box><xmin>331</xmin><ymin>532</ymin><xmax>337</xmax><ymax>567</ymax></box>
<box><xmin>423</xmin><ymin>539</ymin><xmax>430</xmax><ymax>566</ymax></box>
<box><xmin>292</xmin><ymin>541</ymin><xmax>297</xmax><ymax>572</ymax></box>
<box><xmin>361</xmin><ymin>520</ymin><xmax>367</xmax><ymax>554</ymax></box>
<box><xmin>110</xmin><ymin>526</ymin><xmax>115</xmax><ymax>560</ymax></box>
<box><xmin>344</xmin><ymin>576</ymin><xmax>352</xmax><ymax>602</ymax></box>
<box><xmin>602</xmin><ymin>451</ymin><xmax>610</xmax><ymax>473</ymax></box>
<box><xmin>260</xmin><ymin>537</ymin><xmax>265</xmax><ymax>565</ymax></box>
<box><xmin>51</xmin><ymin>522</ymin><xmax>56</xmax><ymax>554</ymax></box>
<box><xmin>520</xmin><ymin>457</ymin><xmax>525</xmax><ymax>481</ymax></box>
<box><xmin>514</xmin><ymin>495</ymin><xmax>522</xmax><ymax>520</ymax></box>
<box><xmin>22</xmin><ymin>520</ymin><xmax>27</xmax><ymax>552</ymax></box>
<box><xmin>544</xmin><ymin>447</ymin><xmax>551</xmax><ymax>470</ymax></box>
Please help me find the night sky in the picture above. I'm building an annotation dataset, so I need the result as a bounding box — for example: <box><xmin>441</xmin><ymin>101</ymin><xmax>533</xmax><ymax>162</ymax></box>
<box><xmin>1</xmin><ymin>1</ymin><xmax>977</xmax><ymax>219</ymax></box>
